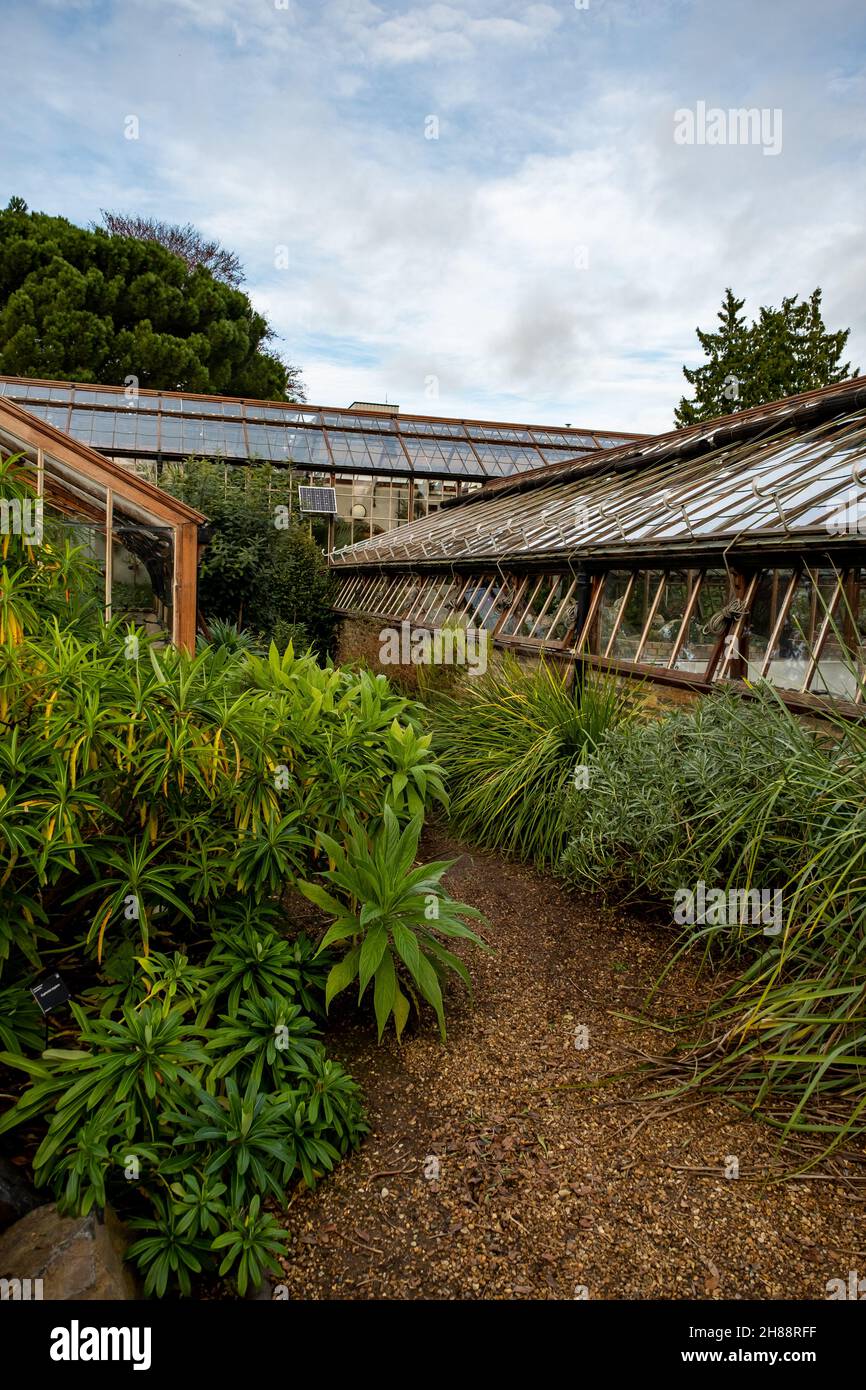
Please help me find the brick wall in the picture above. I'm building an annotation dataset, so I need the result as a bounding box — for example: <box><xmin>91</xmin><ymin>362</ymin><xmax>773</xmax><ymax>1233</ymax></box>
<box><xmin>335</xmin><ymin>611</ymin><xmax>705</xmax><ymax>711</ymax></box>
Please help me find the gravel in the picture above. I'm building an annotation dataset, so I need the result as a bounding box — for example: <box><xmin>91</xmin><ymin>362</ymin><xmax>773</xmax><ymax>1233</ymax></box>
<box><xmin>274</xmin><ymin>829</ymin><xmax>865</xmax><ymax>1301</ymax></box>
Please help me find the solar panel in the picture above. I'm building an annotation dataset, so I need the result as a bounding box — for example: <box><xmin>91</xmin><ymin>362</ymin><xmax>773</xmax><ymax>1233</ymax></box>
<box><xmin>298</xmin><ymin>485</ymin><xmax>337</xmax><ymax>514</ymax></box>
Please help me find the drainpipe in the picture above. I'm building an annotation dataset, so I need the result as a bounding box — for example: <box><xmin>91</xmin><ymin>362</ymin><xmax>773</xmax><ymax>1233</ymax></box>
<box><xmin>571</xmin><ymin>566</ymin><xmax>592</xmax><ymax>699</ymax></box>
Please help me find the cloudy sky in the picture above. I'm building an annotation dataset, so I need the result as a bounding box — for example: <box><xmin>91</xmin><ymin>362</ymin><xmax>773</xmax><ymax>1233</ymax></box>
<box><xmin>2</xmin><ymin>0</ymin><xmax>863</xmax><ymax>431</ymax></box>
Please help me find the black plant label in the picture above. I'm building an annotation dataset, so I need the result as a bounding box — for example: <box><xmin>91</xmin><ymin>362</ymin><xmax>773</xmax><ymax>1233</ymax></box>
<box><xmin>30</xmin><ymin>973</ymin><xmax>71</xmax><ymax>1015</ymax></box>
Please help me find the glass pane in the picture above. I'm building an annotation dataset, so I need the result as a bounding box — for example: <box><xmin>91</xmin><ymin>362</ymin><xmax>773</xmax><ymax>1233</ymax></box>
<box><xmin>806</xmin><ymin>569</ymin><xmax>851</xmax><ymax>696</ymax></box>
<box><xmin>639</xmin><ymin>570</ymin><xmax>694</xmax><ymax>668</ymax></box>
<box><xmin>746</xmin><ymin>568</ymin><xmax>804</xmax><ymax>689</ymax></box>
<box><xmin>513</xmin><ymin>576</ymin><xmax>561</xmax><ymax>638</ymax></box>
<box><xmin>548</xmin><ymin>581</ymin><xmax>579</xmax><ymax>642</ymax></box>
<box><xmin>609</xmin><ymin>572</ymin><xmax>663</xmax><ymax>662</ymax></box>
<box><xmin>674</xmin><ymin>569</ymin><xmax>730</xmax><ymax>672</ymax></box>
<box><xmin>465</xmin><ymin>576</ymin><xmax>512</xmax><ymax>631</ymax></box>
<box><xmin>362</xmin><ymin>576</ymin><xmax>390</xmax><ymax>611</ymax></box>
<box><xmin>596</xmin><ymin>570</ymin><xmax>632</xmax><ymax>655</ymax></box>
<box><xmin>426</xmin><ymin>579</ymin><xmax>463</xmax><ymax>625</ymax></box>
<box><xmin>411</xmin><ymin>578</ymin><xmax>449</xmax><ymax>624</ymax></box>
<box><xmin>497</xmin><ymin>578</ymin><xmax>531</xmax><ymax>636</ymax></box>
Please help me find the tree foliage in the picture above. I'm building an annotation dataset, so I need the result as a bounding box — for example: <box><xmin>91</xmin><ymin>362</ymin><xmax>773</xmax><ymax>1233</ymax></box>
<box><xmin>675</xmin><ymin>287</ymin><xmax>856</xmax><ymax>427</ymax></box>
<box><xmin>161</xmin><ymin>458</ymin><xmax>336</xmax><ymax>654</ymax></box>
<box><xmin>98</xmin><ymin>211</ymin><xmax>245</xmax><ymax>288</ymax></box>
<box><xmin>0</xmin><ymin>198</ymin><xmax>304</xmax><ymax>400</ymax></box>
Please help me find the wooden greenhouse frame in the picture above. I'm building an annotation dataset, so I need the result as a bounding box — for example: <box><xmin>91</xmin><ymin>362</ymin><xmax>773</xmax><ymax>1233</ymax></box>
<box><xmin>0</xmin><ymin>395</ymin><xmax>206</xmax><ymax>651</ymax></box>
<box><xmin>331</xmin><ymin>377</ymin><xmax>866</xmax><ymax>715</ymax></box>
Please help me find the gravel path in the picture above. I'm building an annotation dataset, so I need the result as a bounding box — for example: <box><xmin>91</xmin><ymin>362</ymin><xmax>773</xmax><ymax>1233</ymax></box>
<box><xmin>275</xmin><ymin>829</ymin><xmax>865</xmax><ymax>1300</ymax></box>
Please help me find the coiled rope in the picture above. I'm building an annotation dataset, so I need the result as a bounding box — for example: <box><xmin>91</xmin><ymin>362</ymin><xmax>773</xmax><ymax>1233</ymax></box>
<box><xmin>701</xmin><ymin>597</ymin><xmax>749</xmax><ymax>637</ymax></box>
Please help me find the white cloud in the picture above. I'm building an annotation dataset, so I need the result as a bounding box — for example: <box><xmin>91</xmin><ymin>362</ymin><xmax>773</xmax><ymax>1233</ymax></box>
<box><xmin>0</xmin><ymin>0</ymin><xmax>863</xmax><ymax>434</ymax></box>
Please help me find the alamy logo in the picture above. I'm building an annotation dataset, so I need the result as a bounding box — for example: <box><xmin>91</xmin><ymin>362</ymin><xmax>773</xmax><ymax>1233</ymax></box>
<box><xmin>379</xmin><ymin>621</ymin><xmax>487</xmax><ymax>676</ymax></box>
<box><xmin>49</xmin><ymin>1320</ymin><xmax>152</xmax><ymax>1371</ymax></box>
<box><xmin>825</xmin><ymin>487</ymin><xmax>866</xmax><ymax>537</ymax></box>
<box><xmin>0</xmin><ymin>1276</ymin><xmax>43</xmax><ymax>1300</ymax></box>
<box><xmin>0</xmin><ymin>496</ymin><xmax>43</xmax><ymax>544</ymax></box>
<box><xmin>674</xmin><ymin>881</ymin><xmax>783</xmax><ymax>936</ymax></box>
<box><xmin>826</xmin><ymin>1270</ymin><xmax>866</xmax><ymax>1300</ymax></box>
<box><xmin>674</xmin><ymin>101</ymin><xmax>782</xmax><ymax>157</ymax></box>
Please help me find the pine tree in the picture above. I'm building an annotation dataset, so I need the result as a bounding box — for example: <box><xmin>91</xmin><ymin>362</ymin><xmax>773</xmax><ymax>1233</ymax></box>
<box><xmin>675</xmin><ymin>289</ymin><xmax>750</xmax><ymax>427</ymax></box>
<box><xmin>0</xmin><ymin>198</ymin><xmax>305</xmax><ymax>401</ymax></box>
<box><xmin>675</xmin><ymin>287</ymin><xmax>855</xmax><ymax>427</ymax></box>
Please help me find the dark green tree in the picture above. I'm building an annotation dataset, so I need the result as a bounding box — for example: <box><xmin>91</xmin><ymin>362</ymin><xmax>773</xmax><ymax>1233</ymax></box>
<box><xmin>161</xmin><ymin>458</ymin><xmax>336</xmax><ymax>655</ymax></box>
<box><xmin>675</xmin><ymin>287</ymin><xmax>855</xmax><ymax>427</ymax></box>
<box><xmin>0</xmin><ymin>198</ymin><xmax>304</xmax><ymax>401</ymax></box>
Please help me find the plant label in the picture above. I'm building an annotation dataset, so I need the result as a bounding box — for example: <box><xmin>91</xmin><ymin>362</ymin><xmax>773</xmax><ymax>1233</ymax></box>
<box><xmin>30</xmin><ymin>972</ymin><xmax>71</xmax><ymax>1015</ymax></box>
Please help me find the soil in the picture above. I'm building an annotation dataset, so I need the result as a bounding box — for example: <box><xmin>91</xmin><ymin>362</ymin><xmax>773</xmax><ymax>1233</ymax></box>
<box><xmin>274</xmin><ymin>827</ymin><xmax>865</xmax><ymax>1301</ymax></box>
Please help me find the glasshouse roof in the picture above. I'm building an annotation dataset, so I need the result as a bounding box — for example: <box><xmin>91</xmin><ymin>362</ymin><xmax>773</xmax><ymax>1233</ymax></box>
<box><xmin>331</xmin><ymin>376</ymin><xmax>866</xmax><ymax>568</ymax></box>
<box><xmin>0</xmin><ymin>376</ymin><xmax>642</xmax><ymax>483</ymax></box>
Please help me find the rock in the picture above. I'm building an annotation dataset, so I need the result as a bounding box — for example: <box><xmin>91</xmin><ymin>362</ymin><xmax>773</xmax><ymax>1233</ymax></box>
<box><xmin>0</xmin><ymin>1157</ymin><xmax>41</xmax><ymax>1231</ymax></box>
<box><xmin>244</xmin><ymin>1277</ymin><xmax>275</xmax><ymax>1301</ymax></box>
<box><xmin>0</xmin><ymin>1203</ymin><xmax>138</xmax><ymax>1300</ymax></box>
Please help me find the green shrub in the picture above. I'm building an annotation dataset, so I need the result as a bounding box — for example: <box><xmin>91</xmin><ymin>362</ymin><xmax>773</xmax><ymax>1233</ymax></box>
<box><xmin>0</xmin><ymin>621</ymin><xmax>445</xmax><ymax>972</ymax></box>
<box><xmin>428</xmin><ymin>656</ymin><xmax>635</xmax><ymax>869</ymax></box>
<box><xmin>559</xmin><ymin>689</ymin><xmax>816</xmax><ymax>912</ymax></box>
<box><xmin>211</xmin><ymin>1196</ymin><xmax>289</xmax><ymax>1296</ymax></box>
<box><xmin>162</xmin><ymin>458</ymin><xmax>337</xmax><ymax>655</ymax></box>
<box><xmin>0</xmin><ymin>977</ymin><xmax>366</xmax><ymax>1291</ymax></box>
<box><xmin>0</xmin><ymin>983</ymin><xmax>44</xmax><ymax>1053</ymax></box>
<box><xmin>301</xmin><ymin>807</ymin><xmax>489</xmax><ymax>1040</ymax></box>
<box><xmin>561</xmin><ymin>686</ymin><xmax>866</xmax><ymax>1158</ymax></box>
<box><xmin>196</xmin><ymin>619</ymin><xmax>263</xmax><ymax>655</ymax></box>
<box><xmin>0</xmin><ymin>464</ymin><xmax>456</xmax><ymax>1295</ymax></box>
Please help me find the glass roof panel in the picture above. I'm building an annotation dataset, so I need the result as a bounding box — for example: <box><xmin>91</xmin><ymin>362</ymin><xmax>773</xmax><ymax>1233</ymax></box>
<box><xmin>366</xmin><ymin>436</ymin><xmax>405</xmax><ymax>468</ymax></box>
<box><xmin>322</xmin><ymin>412</ymin><xmax>397</xmax><ymax>430</ymax></box>
<box><xmin>19</xmin><ymin>383</ymin><xmax>74</xmax><ymax>402</ymax></box>
<box><xmin>2</xmin><ymin>378</ymin><xmax>635</xmax><ymax>490</ymax></box>
<box><xmin>267</xmin><ymin>431</ymin><xmax>294</xmax><ymax>462</ymax></box>
<box><xmin>221</xmin><ymin>422</ymin><xmax>248</xmax><ymax>454</ymax></box>
<box><xmin>243</xmin><ymin>403</ymin><xmax>291</xmax><ymax>422</ymax></box>
<box><xmin>539</xmin><ymin>446</ymin><xmax>593</xmax><ymax>461</ymax></box>
<box><xmin>325</xmin><ymin>431</ymin><xmax>373</xmax><ymax>467</ymax></box>
<box><xmin>25</xmin><ymin>402</ymin><xmax>71</xmax><ymax>431</ymax></box>
<box><xmin>398</xmin><ymin>420</ymin><xmax>469</xmax><ymax>439</ymax></box>
<box><xmin>355</xmin><ymin>414</ymin><xmax>397</xmax><ymax>432</ymax></box>
<box><xmin>286</xmin><ymin>431</ymin><xmax>332</xmax><ymax>467</ymax></box>
<box><xmin>529</xmin><ymin>431</ymin><xmax>575</xmax><ymax>446</ymax></box>
<box><xmin>74</xmin><ymin>388</ymin><xmax>127</xmax><ymax>406</ymax></box>
<box><xmin>469</xmin><ymin>427</ymin><xmax>535</xmax><ymax>444</ymax></box>
<box><xmin>471</xmin><ymin>443</ymin><xmax>544</xmax><ymax>473</ymax></box>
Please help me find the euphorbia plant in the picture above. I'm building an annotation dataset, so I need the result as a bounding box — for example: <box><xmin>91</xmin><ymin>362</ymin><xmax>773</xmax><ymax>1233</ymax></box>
<box><xmin>300</xmin><ymin>807</ymin><xmax>489</xmax><ymax>1040</ymax></box>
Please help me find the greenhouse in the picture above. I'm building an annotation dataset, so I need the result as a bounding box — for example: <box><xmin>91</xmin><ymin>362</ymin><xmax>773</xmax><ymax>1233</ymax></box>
<box><xmin>3</xmin><ymin>356</ymin><xmax>866</xmax><ymax>1314</ymax></box>
<box><xmin>0</xmin><ymin>375</ymin><xmax>640</xmax><ymax>550</ymax></box>
<box><xmin>0</xmin><ymin>393</ymin><xmax>205</xmax><ymax>649</ymax></box>
<box><xmin>332</xmin><ymin>376</ymin><xmax>866</xmax><ymax>711</ymax></box>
